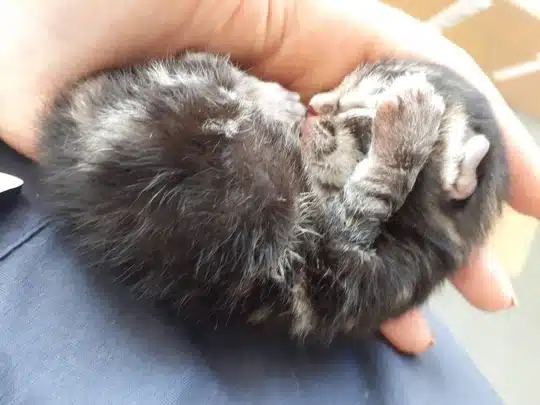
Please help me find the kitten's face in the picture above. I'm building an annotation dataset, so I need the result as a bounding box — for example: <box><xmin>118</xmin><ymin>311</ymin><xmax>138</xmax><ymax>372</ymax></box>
<box><xmin>299</xmin><ymin>72</ymin><xmax>394</xmax><ymax>192</ymax></box>
<box><xmin>300</xmin><ymin>104</ymin><xmax>374</xmax><ymax>191</ymax></box>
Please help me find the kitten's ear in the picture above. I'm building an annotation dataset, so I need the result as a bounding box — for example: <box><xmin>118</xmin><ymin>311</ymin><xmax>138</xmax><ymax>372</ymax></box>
<box><xmin>449</xmin><ymin>135</ymin><xmax>491</xmax><ymax>200</ymax></box>
<box><xmin>308</xmin><ymin>91</ymin><xmax>340</xmax><ymax>115</ymax></box>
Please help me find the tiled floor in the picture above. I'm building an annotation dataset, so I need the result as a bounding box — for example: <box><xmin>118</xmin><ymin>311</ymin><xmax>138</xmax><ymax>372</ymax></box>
<box><xmin>429</xmin><ymin>112</ymin><xmax>540</xmax><ymax>405</ymax></box>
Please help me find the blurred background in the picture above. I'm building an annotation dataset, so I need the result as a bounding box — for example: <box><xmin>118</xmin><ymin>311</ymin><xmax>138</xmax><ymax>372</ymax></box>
<box><xmin>379</xmin><ymin>1</ymin><xmax>540</xmax><ymax>404</ymax></box>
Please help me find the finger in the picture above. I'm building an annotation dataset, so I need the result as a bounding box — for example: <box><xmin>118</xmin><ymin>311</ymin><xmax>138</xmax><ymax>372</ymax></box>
<box><xmin>380</xmin><ymin>308</ymin><xmax>434</xmax><ymax>355</ymax></box>
<box><xmin>492</xmin><ymin>102</ymin><xmax>540</xmax><ymax>219</ymax></box>
<box><xmin>450</xmin><ymin>246</ymin><xmax>517</xmax><ymax>311</ymax></box>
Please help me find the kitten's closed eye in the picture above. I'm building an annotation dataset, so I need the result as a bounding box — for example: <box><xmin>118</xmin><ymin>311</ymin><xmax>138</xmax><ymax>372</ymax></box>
<box><xmin>336</xmin><ymin>110</ymin><xmax>374</xmax><ymax>155</ymax></box>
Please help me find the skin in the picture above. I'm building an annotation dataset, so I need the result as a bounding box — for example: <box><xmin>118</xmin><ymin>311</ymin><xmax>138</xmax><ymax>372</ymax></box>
<box><xmin>1</xmin><ymin>0</ymin><xmax>539</xmax><ymax>354</ymax></box>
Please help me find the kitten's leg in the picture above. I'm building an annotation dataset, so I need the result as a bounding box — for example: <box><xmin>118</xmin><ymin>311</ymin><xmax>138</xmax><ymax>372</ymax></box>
<box><xmin>340</xmin><ymin>74</ymin><xmax>445</xmax><ymax>239</ymax></box>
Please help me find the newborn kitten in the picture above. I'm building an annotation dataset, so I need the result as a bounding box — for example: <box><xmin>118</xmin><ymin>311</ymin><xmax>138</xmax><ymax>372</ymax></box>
<box><xmin>39</xmin><ymin>52</ymin><xmax>508</xmax><ymax>344</ymax></box>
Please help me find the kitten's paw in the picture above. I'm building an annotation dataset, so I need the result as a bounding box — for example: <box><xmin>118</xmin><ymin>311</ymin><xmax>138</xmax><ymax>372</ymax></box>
<box><xmin>308</xmin><ymin>88</ymin><xmax>380</xmax><ymax>115</ymax></box>
<box><xmin>308</xmin><ymin>91</ymin><xmax>340</xmax><ymax>115</ymax></box>
<box><xmin>371</xmin><ymin>74</ymin><xmax>445</xmax><ymax>168</ymax></box>
<box><xmin>445</xmin><ymin>134</ymin><xmax>490</xmax><ymax>200</ymax></box>
<box><xmin>256</xmin><ymin>81</ymin><xmax>306</xmax><ymax>122</ymax></box>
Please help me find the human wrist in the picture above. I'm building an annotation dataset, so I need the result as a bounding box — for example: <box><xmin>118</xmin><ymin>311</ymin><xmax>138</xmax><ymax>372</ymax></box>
<box><xmin>0</xmin><ymin>0</ymin><xmax>264</xmax><ymax>159</ymax></box>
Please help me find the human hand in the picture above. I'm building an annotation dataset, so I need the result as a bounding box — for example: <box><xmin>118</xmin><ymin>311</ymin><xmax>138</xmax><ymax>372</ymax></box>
<box><xmin>2</xmin><ymin>0</ymin><xmax>538</xmax><ymax>354</ymax></box>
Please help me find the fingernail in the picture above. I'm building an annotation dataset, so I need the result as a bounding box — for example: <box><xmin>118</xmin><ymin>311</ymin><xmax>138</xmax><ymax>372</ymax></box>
<box><xmin>487</xmin><ymin>252</ymin><xmax>518</xmax><ymax>308</ymax></box>
<box><xmin>509</xmin><ymin>296</ymin><xmax>519</xmax><ymax>308</ymax></box>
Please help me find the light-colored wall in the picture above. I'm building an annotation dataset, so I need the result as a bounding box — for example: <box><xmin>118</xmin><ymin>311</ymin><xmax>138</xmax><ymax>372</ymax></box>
<box><xmin>490</xmin><ymin>113</ymin><xmax>540</xmax><ymax>277</ymax></box>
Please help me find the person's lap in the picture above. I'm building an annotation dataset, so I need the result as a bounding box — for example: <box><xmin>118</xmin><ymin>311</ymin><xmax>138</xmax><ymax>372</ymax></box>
<box><xmin>0</xmin><ymin>141</ymin><xmax>503</xmax><ymax>405</ymax></box>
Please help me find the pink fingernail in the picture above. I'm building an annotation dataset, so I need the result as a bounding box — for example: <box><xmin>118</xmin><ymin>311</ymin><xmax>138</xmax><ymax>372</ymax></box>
<box><xmin>509</xmin><ymin>296</ymin><xmax>518</xmax><ymax>308</ymax></box>
<box><xmin>487</xmin><ymin>252</ymin><xmax>518</xmax><ymax>308</ymax></box>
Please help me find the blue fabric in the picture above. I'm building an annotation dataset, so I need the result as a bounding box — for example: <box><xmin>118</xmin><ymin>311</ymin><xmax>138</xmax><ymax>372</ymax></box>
<box><xmin>0</xmin><ymin>141</ymin><xmax>503</xmax><ymax>405</ymax></box>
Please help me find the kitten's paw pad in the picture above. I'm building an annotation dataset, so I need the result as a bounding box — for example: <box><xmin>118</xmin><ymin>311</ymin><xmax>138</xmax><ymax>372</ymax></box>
<box><xmin>338</xmin><ymin>91</ymin><xmax>379</xmax><ymax>111</ymax></box>
<box><xmin>308</xmin><ymin>91</ymin><xmax>340</xmax><ymax>115</ymax></box>
<box><xmin>309</xmin><ymin>90</ymin><xmax>379</xmax><ymax>116</ymax></box>
<box><xmin>372</xmin><ymin>74</ymin><xmax>445</xmax><ymax>166</ymax></box>
<box><xmin>446</xmin><ymin>135</ymin><xmax>490</xmax><ymax>200</ymax></box>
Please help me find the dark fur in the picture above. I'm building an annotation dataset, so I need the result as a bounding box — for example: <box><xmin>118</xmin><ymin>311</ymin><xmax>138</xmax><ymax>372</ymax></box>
<box><xmin>38</xmin><ymin>53</ymin><xmax>508</xmax><ymax>344</ymax></box>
